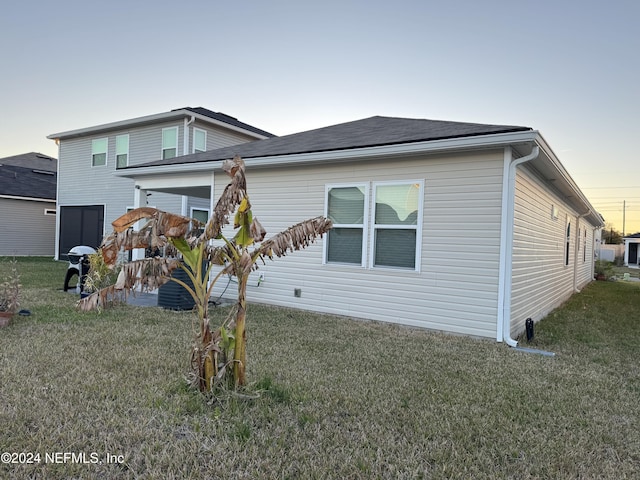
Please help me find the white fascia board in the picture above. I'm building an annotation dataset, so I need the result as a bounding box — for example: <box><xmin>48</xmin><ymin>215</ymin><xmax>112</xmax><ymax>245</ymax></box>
<box><xmin>533</xmin><ymin>133</ymin><xmax>603</xmax><ymax>227</ymax></box>
<box><xmin>114</xmin><ymin>161</ymin><xmax>217</xmax><ymax>178</ymax></box>
<box><xmin>47</xmin><ymin>111</ymin><xmax>188</xmax><ymax>140</ymax></box>
<box><xmin>185</xmin><ymin>112</ymin><xmax>271</xmax><ymax>140</ymax></box>
<box><xmin>116</xmin><ymin>130</ymin><xmax>541</xmax><ymax>178</ymax></box>
<box><xmin>0</xmin><ymin>194</ymin><xmax>56</xmax><ymax>203</ymax></box>
<box><xmin>133</xmin><ymin>172</ymin><xmax>213</xmax><ymax>190</ymax></box>
<box><xmin>47</xmin><ymin>109</ymin><xmax>269</xmax><ymax>141</ymax></box>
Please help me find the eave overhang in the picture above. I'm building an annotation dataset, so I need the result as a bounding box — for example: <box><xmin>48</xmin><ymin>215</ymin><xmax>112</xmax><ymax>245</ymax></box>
<box><xmin>47</xmin><ymin>109</ymin><xmax>271</xmax><ymax>142</ymax></box>
<box><xmin>115</xmin><ymin>129</ymin><xmax>603</xmax><ymax>228</ymax></box>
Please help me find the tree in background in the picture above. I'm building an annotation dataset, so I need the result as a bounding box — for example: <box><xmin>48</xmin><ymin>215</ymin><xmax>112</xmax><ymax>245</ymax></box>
<box><xmin>78</xmin><ymin>156</ymin><xmax>332</xmax><ymax>391</ymax></box>
<box><xmin>602</xmin><ymin>222</ymin><xmax>623</xmax><ymax>244</ymax></box>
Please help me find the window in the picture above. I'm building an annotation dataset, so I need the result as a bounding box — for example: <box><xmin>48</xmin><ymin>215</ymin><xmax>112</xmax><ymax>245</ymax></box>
<box><xmin>325</xmin><ymin>185</ymin><xmax>367</xmax><ymax>265</ymax></box>
<box><xmin>191</xmin><ymin>208</ymin><xmax>209</xmax><ymax>234</ymax></box>
<box><xmin>116</xmin><ymin>134</ymin><xmax>129</xmax><ymax>168</ymax></box>
<box><xmin>324</xmin><ymin>180</ymin><xmax>423</xmax><ymax>270</ymax></box>
<box><xmin>162</xmin><ymin>127</ymin><xmax>178</xmax><ymax>159</ymax></box>
<box><xmin>91</xmin><ymin>138</ymin><xmax>107</xmax><ymax>167</ymax></box>
<box><xmin>372</xmin><ymin>182</ymin><xmax>421</xmax><ymax>269</ymax></box>
<box><xmin>44</xmin><ymin>209</ymin><xmax>56</xmax><ymax>216</ymax></box>
<box><xmin>193</xmin><ymin>128</ymin><xmax>207</xmax><ymax>153</ymax></box>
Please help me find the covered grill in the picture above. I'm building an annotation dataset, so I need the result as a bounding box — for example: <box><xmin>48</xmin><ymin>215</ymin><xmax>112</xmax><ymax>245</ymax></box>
<box><xmin>63</xmin><ymin>245</ymin><xmax>96</xmax><ymax>293</ymax></box>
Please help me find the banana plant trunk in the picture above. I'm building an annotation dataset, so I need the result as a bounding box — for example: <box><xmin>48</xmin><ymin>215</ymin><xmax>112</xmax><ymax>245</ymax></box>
<box><xmin>233</xmin><ymin>273</ymin><xmax>249</xmax><ymax>386</ymax></box>
<box><xmin>201</xmin><ymin>316</ymin><xmax>215</xmax><ymax>392</ymax></box>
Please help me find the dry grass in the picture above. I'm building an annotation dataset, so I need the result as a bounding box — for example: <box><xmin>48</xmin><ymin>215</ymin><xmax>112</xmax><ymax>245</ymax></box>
<box><xmin>1</xmin><ymin>258</ymin><xmax>639</xmax><ymax>478</ymax></box>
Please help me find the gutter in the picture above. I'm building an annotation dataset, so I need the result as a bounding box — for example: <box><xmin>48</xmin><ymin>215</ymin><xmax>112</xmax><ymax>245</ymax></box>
<box><xmin>114</xmin><ymin>130</ymin><xmax>540</xmax><ymax>178</ymax></box>
<box><xmin>0</xmin><ymin>194</ymin><xmax>56</xmax><ymax>203</ymax></box>
<box><xmin>47</xmin><ymin>110</ymin><xmax>270</xmax><ymax>142</ymax></box>
<box><xmin>497</xmin><ymin>145</ymin><xmax>540</xmax><ymax>347</ymax></box>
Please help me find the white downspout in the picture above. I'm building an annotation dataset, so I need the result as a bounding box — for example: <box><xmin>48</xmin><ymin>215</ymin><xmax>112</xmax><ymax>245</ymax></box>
<box><xmin>181</xmin><ymin>116</ymin><xmax>196</xmax><ymax>216</ymax></box>
<box><xmin>183</xmin><ymin>116</ymin><xmax>195</xmax><ymax>156</ymax></box>
<box><xmin>497</xmin><ymin>145</ymin><xmax>539</xmax><ymax>347</ymax></box>
<box><xmin>132</xmin><ymin>185</ymin><xmax>147</xmax><ymax>261</ymax></box>
<box><xmin>53</xmin><ymin>139</ymin><xmax>61</xmax><ymax>260</ymax></box>
<box><xmin>573</xmin><ymin>214</ymin><xmax>586</xmax><ymax>293</ymax></box>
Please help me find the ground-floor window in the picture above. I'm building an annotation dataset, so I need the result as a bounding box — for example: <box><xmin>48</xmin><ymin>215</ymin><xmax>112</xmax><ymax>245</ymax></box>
<box><xmin>324</xmin><ymin>180</ymin><xmax>423</xmax><ymax>271</ymax></box>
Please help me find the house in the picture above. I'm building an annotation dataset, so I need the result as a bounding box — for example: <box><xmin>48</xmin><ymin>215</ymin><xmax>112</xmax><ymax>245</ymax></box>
<box><xmin>623</xmin><ymin>233</ymin><xmax>640</xmax><ymax>267</ymax></box>
<box><xmin>114</xmin><ymin>115</ymin><xmax>602</xmax><ymax>344</ymax></box>
<box><xmin>47</xmin><ymin>107</ymin><xmax>274</xmax><ymax>260</ymax></box>
<box><xmin>0</xmin><ymin>152</ymin><xmax>57</xmax><ymax>256</ymax></box>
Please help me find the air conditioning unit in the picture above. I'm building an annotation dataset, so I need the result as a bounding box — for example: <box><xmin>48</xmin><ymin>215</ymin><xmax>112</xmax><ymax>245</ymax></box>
<box><xmin>157</xmin><ymin>264</ymin><xmax>198</xmax><ymax>311</ymax></box>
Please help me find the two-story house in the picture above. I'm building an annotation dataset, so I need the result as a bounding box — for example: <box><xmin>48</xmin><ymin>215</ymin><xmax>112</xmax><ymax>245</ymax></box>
<box><xmin>47</xmin><ymin>107</ymin><xmax>274</xmax><ymax>260</ymax></box>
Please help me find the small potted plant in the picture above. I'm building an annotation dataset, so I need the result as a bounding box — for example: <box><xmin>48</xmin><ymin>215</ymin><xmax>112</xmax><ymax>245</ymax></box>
<box><xmin>0</xmin><ymin>259</ymin><xmax>21</xmax><ymax>326</ymax></box>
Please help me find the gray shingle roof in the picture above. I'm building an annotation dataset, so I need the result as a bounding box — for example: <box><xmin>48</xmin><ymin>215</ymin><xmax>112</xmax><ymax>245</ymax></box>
<box><xmin>0</xmin><ymin>152</ymin><xmax>57</xmax><ymax>200</ymax></box>
<box><xmin>129</xmin><ymin>116</ymin><xmax>531</xmax><ymax>169</ymax></box>
<box><xmin>0</xmin><ymin>164</ymin><xmax>57</xmax><ymax>200</ymax></box>
<box><xmin>0</xmin><ymin>152</ymin><xmax>57</xmax><ymax>172</ymax></box>
<box><xmin>180</xmin><ymin>107</ymin><xmax>276</xmax><ymax>138</ymax></box>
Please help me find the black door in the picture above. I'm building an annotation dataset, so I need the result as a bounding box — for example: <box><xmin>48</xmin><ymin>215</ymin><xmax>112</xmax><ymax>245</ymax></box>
<box><xmin>59</xmin><ymin>205</ymin><xmax>104</xmax><ymax>259</ymax></box>
<box><xmin>630</xmin><ymin>243</ymin><xmax>638</xmax><ymax>265</ymax></box>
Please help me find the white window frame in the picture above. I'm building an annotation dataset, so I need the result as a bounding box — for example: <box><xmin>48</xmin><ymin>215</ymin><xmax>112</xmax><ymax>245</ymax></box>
<box><xmin>91</xmin><ymin>138</ymin><xmax>107</xmax><ymax>167</ymax></box>
<box><xmin>369</xmin><ymin>180</ymin><xmax>423</xmax><ymax>272</ymax></box>
<box><xmin>323</xmin><ymin>183</ymin><xmax>369</xmax><ymax>267</ymax></box>
<box><xmin>162</xmin><ymin>127</ymin><xmax>178</xmax><ymax>160</ymax></box>
<box><xmin>193</xmin><ymin>128</ymin><xmax>207</xmax><ymax>153</ymax></box>
<box><xmin>190</xmin><ymin>207</ymin><xmax>209</xmax><ymax>231</ymax></box>
<box><xmin>115</xmin><ymin>134</ymin><xmax>129</xmax><ymax>169</ymax></box>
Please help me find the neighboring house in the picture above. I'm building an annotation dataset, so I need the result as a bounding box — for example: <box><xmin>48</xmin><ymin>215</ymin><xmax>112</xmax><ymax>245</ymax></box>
<box><xmin>47</xmin><ymin>107</ymin><xmax>274</xmax><ymax>260</ymax></box>
<box><xmin>115</xmin><ymin>115</ymin><xmax>602</xmax><ymax>344</ymax></box>
<box><xmin>623</xmin><ymin>233</ymin><xmax>640</xmax><ymax>266</ymax></box>
<box><xmin>0</xmin><ymin>152</ymin><xmax>57</xmax><ymax>256</ymax></box>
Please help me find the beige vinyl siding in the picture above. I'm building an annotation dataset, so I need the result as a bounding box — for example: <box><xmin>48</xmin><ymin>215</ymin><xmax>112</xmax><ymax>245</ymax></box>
<box><xmin>575</xmin><ymin>218</ymin><xmax>596</xmax><ymax>287</ymax></box>
<box><xmin>0</xmin><ymin>198</ymin><xmax>56</xmax><ymax>255</ymax></box>
<box><xmin>510</xmin><ymin>165</ymin><xmax>597</xmax><ymax>336</ymax></box>
<box><xmin>210</xmin><ymin>150</ymin><xmax>505</xmax><ymax>338</ymax></box>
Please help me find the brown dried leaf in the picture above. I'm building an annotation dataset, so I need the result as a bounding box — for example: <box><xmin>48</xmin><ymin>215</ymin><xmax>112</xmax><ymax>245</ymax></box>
<box><xmin>249</xmin><ymin>217</ymin><xmax>266</xmax><ymax>243</ymax></box>
<box><xmin>256</xmin><ymin>216</ymin><xmax>332</xmax><ymax>260</ymax></box>
<box><xmin>111</xmin><ymin>207</ymin><xmax>158</xmax><ymax>233</ymax></box>
<box><xmin>204</xmin><ymin>156</ymin><xmax>247</xmax><ymax>240</ymax></box>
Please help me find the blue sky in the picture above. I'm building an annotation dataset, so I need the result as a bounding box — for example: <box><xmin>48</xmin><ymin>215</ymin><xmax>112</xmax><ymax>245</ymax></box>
<box><xmin>1</xmin><ymin>0</ymin><xmax>638</xmax><ymax>232</ymax></box>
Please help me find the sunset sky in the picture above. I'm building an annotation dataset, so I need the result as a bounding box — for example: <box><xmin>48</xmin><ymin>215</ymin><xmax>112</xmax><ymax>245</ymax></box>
<box><xmin>1</xmin><ymin>0</ymin><xmax>637</xmax><ymax>233</ymax></box>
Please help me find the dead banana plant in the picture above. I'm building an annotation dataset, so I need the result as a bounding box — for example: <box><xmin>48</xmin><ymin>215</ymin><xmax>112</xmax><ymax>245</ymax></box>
<box><xmin>78</xmin><ymin>155</ymin><xmax>331</xmax><ymax>392</ymax></box>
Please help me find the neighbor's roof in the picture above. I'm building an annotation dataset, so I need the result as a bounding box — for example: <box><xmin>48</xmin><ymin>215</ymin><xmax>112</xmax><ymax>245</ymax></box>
<box><xmin>624</xmin><ymin>233</ymin><xmax>640</xmax><ymax>239</ymax></box>
<box><xmin>0</xmin><ymin>152</ymin><xmax>57</xmax><ymax>172</ymax></box>
<box><xmin>0</xmin><ymin>164</ymin><xmax>57</xmax><ymax>200</ymax></box>
<box><xmin>126</xmin><ymin>116</ymin><xmax>532</xmax><ymax>169</ymax></box>
<box><xmin>47</xmin><ymin>107</ymin><xmax>275</xmax><ymax>141</ymax></box>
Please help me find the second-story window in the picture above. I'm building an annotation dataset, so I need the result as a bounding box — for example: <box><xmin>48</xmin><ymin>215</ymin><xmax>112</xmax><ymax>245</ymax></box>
<box><xmin>162</xmin><ymin>127</ymin><xmax>178</xmax><ymax>160</ymax></box>
<box><xmin>116</xmin><ymin>134</ymin><xmax>129</xmax><ymax>168</ymax></box>
<box><xmin>91</xmin><ymin>138</ymin><xmax>107</xmax><ymax>167</ymax></box>
<box><xmin>194</xmin><ymin>128</ymin><xmax>207</xmax><ymax>153</ymax></box>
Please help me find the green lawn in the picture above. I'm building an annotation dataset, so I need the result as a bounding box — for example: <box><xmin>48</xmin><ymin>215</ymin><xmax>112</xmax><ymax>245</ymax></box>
<box><xmin>1</xmin><ymin>257</ymin><xmax>639</xmax><ymax>479</ymax></box>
